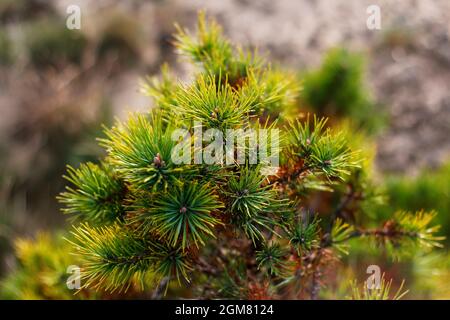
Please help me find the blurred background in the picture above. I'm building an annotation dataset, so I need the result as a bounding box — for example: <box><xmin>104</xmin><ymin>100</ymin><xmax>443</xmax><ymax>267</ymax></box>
<box><xmin>0</xmin><ymin>0</ymin><xmax>449</xmax><ymax>298</ymax></box>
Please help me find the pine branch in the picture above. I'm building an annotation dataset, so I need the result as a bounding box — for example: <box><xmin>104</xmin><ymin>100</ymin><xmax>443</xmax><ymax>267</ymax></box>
<box><xmin>173</xmin><ymin>74</ymin><xmax>253</xmax><ymax>131</ymax></box>
<box><xmin>256</xmin><ymin>242</ymin><xmax>291</xmax><ymax>277</ymax></box>
<box><xmin>174</xmin><ymin>11</ymin><xmax>260</xmax><ymax>86</ymax></box>
<box><xmin>99</xmin><ymin>113</ymin><xmax>187</xmax><ymax>191</ymax></box>
<box><xmin>349</xmin><ymin>274</ymin><xmax>408</xmax><ymax>300</ymax></box>
<box><xmin>58</xmin><ymin>163</ymin><xmax>126</xmax><ymax>224</ymax></box>
<box><xmin>222</xmin><ymin>166</ymin><xmax>289</xmax><ymax>244</ymax></box>
<box><xmin>328</xmin><ymin>211</ymin><xmax>444</xmax><ymax>259</ymax></box>
<box><xmin>68</xmin><ymin>223</ymin><xmax>192</xmax><ymax>292</ymax></box>
<box><xmin>51</xmin><ymin>13</ymin><xmax>445</xmax><ymax>299</ymax></box>
<box><xmin>140</xmin><ymin>181</ymin><xmax>224</xmax><ymax>250</ymax></box>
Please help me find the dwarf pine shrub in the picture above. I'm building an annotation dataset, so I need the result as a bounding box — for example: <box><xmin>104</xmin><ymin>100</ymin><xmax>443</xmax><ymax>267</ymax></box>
<box><xmin>6</xmin><ymin>13</ymin><xmax>442</xmax><ymax>300</ymax></box>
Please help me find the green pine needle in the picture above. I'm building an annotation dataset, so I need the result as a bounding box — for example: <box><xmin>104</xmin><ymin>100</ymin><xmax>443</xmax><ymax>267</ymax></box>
<box><xmin>223</xmin><ymin>167</ymin><xmax>288</xmax><ymax>244</ymax></box>
<box><xmin>174</xmin><ymin>11</ymin><xmax>259</xmax><ymax>85</ymax></box>
<box><xmin>58</xmin><ymin>163</ymin><xmax>126</xmax><ymax>224</ymax></box>
<box><xmin>148</xmin><ymin>182</ymin><xmax>224</xmax><ymax>250</ymax></box>
<box><xmin>349</xmin><ymin>274</ymin><xmax>408</xmax><ymax>300</ymax></box>
<box><xmin>287</xmin><ymin>115</ymin><xmax>360</xmax><ymax>179</ymax></box>
<box><xmin>100</xmin><ymin>112</ymin><xmax>185</xmax><ymax>191</ymax></box>
<box><xmin>331</xmin><ymin>218</ymin><xmax>355</xmax><ymax>255</ymax></box>
<box><xmin>174</xmin><ymin>74</ymin><xmax>253</xmax><ymax>131</ymax></box>
<box><xmin>287</xmin><ymin>214</ymin><xmax>321</xmax><ymax>254</ymax></box>
<box><xmin>68</xmin><ymin>223</ymin><xmax>154</xmax><ymax>292</ymax></box>
<box><xmin>256</xmin><ymin>243</ymin><xmax>291</xmax><ymax>277</ymax></box>
<box><xmin>68</xmin><ymin>223</ymin><xmax>193</xmax><ymax>292</ymax></box>
<box><xmin>383</xmin><ymin>210</ymin><xmax>445</xmax><ymax>259</ymax></box>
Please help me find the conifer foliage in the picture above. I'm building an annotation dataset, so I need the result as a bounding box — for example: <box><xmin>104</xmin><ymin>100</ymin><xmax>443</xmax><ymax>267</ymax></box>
<box><xmin>56</xmin><ymin>13</ymin><xmax>443</xmax><ymax>299</ymax></box>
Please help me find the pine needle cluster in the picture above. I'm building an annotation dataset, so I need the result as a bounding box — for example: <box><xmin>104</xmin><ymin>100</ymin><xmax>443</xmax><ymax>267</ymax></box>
<box><xmin>54</xmin><ymin>13</ymin><xmax>444</xmax><ymax>299</ymax></box>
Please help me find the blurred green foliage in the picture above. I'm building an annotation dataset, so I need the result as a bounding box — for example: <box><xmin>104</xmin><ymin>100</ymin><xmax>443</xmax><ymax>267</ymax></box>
<box><xmin>0</xmin><ymin>197</ymin><xmax>13</xmax><ymax>277</ymax></box>
<box><xmin>381</xmin><ymin>163</ymin><xmax>450</xmax><ymax>242</ymax></box>
<box><xmin>0</xmin><ymin>232</ymin><xmax>177</xmax><ymax>299</ymax></box>
<box><xmin>0</xmin><ymin>233</ymin><xmax>94</xmax><ymax>299</ymax></box>
<box><xmin>96</xmin><ymin>12</ymin><xmax>142</xmax><ymax>67</ymax></box>
<box><xmin>26</xmin><ymin>18</ymin><xmax>88</xmax><ymax>68</ymax></box>
<box><xmin>301</xmin><ymin>48</ymin><xmax>386</xmax><ymax>134</ymax></box>
<box><xmin>0</xmin><ymin>29</ymin><xmax>13</xmax><ymax>65</ymax></box>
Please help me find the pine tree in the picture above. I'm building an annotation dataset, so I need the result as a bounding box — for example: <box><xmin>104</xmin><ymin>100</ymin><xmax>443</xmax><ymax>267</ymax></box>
<box><xmin>49</xmin><ymin>13</ymin><xmax>444</xmax><ymax>299</ymax></box>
